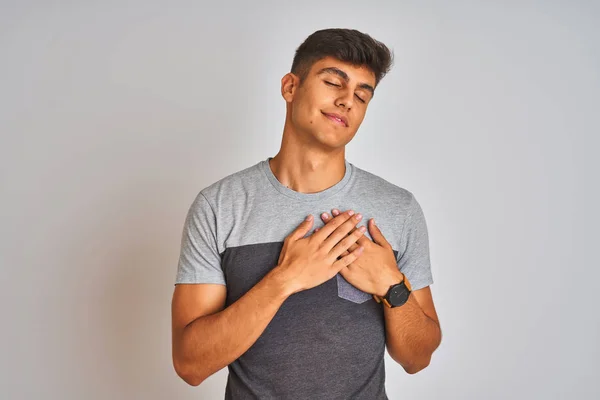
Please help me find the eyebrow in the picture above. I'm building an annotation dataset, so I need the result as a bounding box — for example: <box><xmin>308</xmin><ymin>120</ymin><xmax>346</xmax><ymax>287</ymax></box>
<box><xmin>316</xmin><ymin>67</ymin><xmax>375</xmax><ymax>97</ymax></box>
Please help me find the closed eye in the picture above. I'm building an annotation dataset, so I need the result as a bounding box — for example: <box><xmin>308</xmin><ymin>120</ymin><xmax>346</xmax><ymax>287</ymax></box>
<box><xmin>326</xmin><ymin>80</ymin><xmax>366</xmax><ymax>103</ymax></box>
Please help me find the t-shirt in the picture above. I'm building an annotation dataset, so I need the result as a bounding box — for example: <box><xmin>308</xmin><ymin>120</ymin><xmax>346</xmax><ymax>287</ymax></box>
<box><xmin>175</xmin><ymin>156</ymin><xmax>434</xmax><ymax>399</ymax></box>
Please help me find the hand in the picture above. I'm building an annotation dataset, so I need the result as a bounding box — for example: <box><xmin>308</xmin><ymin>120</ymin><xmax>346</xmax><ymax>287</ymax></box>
<box><xmin>274</xmin><ymin>210</ymin><xmax>367</xmax><ymax>295</ymax></box>
<box><xmin>316</xmin><ymin>209</ymin><xmax>404</xmax><ymax>297</ymax></box>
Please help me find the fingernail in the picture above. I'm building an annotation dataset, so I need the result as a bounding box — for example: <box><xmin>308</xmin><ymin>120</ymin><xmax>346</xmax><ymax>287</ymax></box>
<box><xmin>372</xmin><ymin>219</ymin><xmax>376</xmax><ymax>226</ymax></box>
<box><xmin>321</xmin><ymin>213</ymin><xmax>329</xmax><ymax>220</ymax></box>
<box><xmin>306</xmin><ymin>215</ymin><xmax>313</xmax><ymax>221</ymax></box>
<box><xmin>348</xmin><ymin>210</ymin><xmax>355</xmax><ymax>216</ymax></box>
<box><xmin>332</xmin><ymin>209</ymin><xmax>340</xmax><ymax>216</ymax></box>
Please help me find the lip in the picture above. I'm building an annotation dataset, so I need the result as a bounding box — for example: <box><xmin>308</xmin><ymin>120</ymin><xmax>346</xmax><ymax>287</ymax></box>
<box><xmin>321</xmin><ymin>111</ymin><xmax>348</xmax><ymax>127</ymax></box>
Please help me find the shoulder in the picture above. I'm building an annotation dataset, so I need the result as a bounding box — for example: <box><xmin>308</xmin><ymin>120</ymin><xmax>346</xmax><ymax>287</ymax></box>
<box><xmin>195</xmin><ymin>160</ymin><xmax>263</xmax><ymax>208</ymax></box>
<box><xmin>350</xmin><ymin>162</ymin><xmax>415</xmax><ymax>211</ymax></box>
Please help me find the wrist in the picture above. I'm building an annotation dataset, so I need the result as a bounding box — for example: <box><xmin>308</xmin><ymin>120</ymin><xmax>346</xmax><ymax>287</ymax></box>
<box><xmin>375</xmin><ymin>269</ymin><xmax>406</xmax><ymax>297</ymax></box>
<box><xmin>266</xmin><ymin>266</ymin><xmax>297</xmax><ymax>300</ymax></box>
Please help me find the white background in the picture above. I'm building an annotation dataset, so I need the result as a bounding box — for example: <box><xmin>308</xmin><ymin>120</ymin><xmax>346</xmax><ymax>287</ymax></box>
<box><xmin>1</xmin><ymin>1</ymin><xmax>598</xmax><ymax>399</ymax></box>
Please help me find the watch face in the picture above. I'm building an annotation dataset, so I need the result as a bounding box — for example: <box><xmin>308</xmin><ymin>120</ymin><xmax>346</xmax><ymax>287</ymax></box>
<box><xmin>389</xmin><ymin>284</ymin><xmax>410</xmax><ymax>306</ymax></box>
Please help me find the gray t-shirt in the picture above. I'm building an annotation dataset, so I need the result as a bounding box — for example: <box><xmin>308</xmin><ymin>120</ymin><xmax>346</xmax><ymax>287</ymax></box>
<box><xmin>175</xmin><ymin>157</ymin><xmax>434</xmax><ymax>399</ymax></box>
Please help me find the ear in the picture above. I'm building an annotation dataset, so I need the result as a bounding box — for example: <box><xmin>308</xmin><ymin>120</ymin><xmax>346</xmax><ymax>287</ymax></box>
<box><xmin>281</xmin><ymin>72</ymin><xmax>299</xmax><ymax>103</ymax></box>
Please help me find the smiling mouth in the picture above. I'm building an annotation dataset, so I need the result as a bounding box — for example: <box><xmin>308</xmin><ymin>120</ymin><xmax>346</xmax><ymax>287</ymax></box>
<box><xmin>322</xmin><ymin>112</ymin><xmax>347</xmax><ymax>127</ymax></box>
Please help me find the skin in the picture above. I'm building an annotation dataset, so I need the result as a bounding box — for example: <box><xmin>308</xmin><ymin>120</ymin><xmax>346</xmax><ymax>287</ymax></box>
<box><xmin>318</xmin><ymin>210</ymin><xmax>442</xmax><ymax>373</ymax></box>
<box><xmin>171</xmin><ymin>56</ymin><xmax>441</xmax><ymax>386</ymax></box>
<box><xmin>275</xmin><ymin>56</ymin><xmax>442</xmax><ymax>371</ymax></box>
<box><xmin>268</xmin><ymin>56</ymin><xmax>375</xmax><ymax>194</ymax></box>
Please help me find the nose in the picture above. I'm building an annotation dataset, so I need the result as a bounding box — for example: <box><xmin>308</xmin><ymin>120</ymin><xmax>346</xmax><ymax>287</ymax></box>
<box><xmin>334</xmin><ymin>88</ymin><xmax>354</xmax><ymax>110</ymax></box>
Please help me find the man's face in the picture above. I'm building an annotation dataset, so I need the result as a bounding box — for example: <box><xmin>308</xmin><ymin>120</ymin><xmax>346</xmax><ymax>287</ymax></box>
<box><xmin>282</xmin><ymin>56</ymin><xmax>377</xmax><ymax>149</ymax></box>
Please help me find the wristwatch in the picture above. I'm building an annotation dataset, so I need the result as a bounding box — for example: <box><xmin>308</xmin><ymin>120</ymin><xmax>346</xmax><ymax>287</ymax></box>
<box><xmin>373</xmin><ymin>273</ymin><xmax>412</xmax><ymax>308</ymax></box>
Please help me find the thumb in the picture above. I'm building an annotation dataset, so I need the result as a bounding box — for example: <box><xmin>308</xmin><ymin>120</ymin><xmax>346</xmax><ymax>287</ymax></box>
<box><xmin>369</xmin><ymin>219</ymin><xmax>390</xmax><ymax>248</ymax></box>
<box><xmin>292</xmin><ymin>214</ymin><xmax>314</xmax><ymax>240</ymax></box>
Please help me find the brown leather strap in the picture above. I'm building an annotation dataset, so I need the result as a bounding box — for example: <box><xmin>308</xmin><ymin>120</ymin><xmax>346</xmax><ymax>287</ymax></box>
<box><xmin>373</xmin><ymin>273</ymin><xmax>411</xmax><ymax>307</ymax></box>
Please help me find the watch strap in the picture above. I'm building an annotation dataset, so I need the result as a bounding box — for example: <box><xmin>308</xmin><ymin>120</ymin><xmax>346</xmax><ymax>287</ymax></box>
<box><xmin>373</xmin><ymin>273</ymin><xmax>411</xmax><ymax>307</ymax></box>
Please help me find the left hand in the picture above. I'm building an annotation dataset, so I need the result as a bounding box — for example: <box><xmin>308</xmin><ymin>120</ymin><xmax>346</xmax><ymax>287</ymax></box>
<box><xmin>316</xmin><ymin>209</ymin><xmax>404</xmax><ymax>297</ymax></box>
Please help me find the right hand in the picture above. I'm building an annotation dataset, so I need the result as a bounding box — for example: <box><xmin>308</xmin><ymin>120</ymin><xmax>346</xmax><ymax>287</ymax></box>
<box><xmin>274</xmin><ymin>210</ymin><xmax>366</xmax><ymax>295</ymax></box>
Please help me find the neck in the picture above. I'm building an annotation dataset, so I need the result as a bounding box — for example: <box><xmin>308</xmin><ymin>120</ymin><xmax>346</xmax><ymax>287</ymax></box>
<box><xmin>269</xmin><ymin>122</ymin><xmax>346</xmax><ymax>194</ymax></box>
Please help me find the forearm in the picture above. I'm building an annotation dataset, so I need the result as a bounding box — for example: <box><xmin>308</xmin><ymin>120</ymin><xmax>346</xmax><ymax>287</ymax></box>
<box><xmin>383</xmin><ymin>293</ymin><xmax>441</xmax><ymax>373</ymax></box>
<box><xmin>175</xmin><ymin>269</ymin><xmax>292</xmax><ymax>385</ymax></box>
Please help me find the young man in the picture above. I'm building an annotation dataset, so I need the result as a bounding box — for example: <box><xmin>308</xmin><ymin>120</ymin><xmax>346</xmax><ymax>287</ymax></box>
<box><xmin>171</xmin><ymin>28</ymin><xmax>442</xmax><ymax>399</ymax></box>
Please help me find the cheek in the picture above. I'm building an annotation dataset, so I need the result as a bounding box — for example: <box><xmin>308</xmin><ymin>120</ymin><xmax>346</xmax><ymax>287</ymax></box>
<box><xmin>291</xmin><ymin>104</ymin><xmax>311</xmax><ymax>126</ymax></box>
<box><xmin>354</xmin><ymin>110</ymin><xmax>367</xmax><ymax>125</ymax></box>
<box><xmin>293</xmin><ymin>101</ymin><xmax>321</xmax><ymax>126</ymax></box>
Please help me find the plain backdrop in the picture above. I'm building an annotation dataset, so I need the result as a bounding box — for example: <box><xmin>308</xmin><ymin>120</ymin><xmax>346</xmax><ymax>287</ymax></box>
<box><xmin>1</xmin><ymin>1</ymin><xmax>598</xmax><ymax>399</ymax></box>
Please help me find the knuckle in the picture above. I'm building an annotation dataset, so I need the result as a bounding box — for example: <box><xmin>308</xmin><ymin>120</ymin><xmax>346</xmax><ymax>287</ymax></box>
<box><xmin>315</xmin><ymin>245</ymin><xmax>326</xmax><ymax>256</ymax></box>
<box><xmin>341</xmin><ymin>236</ymin><xmax>352</xmax><ymax>246</ymax></box>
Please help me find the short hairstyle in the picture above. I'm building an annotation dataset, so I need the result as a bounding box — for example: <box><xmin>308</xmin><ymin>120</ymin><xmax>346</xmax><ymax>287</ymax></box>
<box><xmin>290</xmin><ymin>28</ymin><xmax>394</xmax><ymax>87</ymax></box>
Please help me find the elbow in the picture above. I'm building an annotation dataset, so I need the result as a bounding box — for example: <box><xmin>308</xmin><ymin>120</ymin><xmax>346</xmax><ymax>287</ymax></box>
<box><xmin>403</xmin><ymin>358</ymin><xmax>430</xmax><ymax>375</ymax></box>
<box><xmin>173</xmin><ymin>358</ymin><xmax>204</xmax><ymax>387</ymax></box>
<box><xmin>181</xmin><ymin>373</ymin><xmax>204</xmax><ymax>387</ymax></box>
<box><xmin>403</xmin><ymin>363</ymin><xmax>429</xmax><ymax>375</ymax></box>
<box><xmin>388</xmin><ymin>345</ymin><xmax>431</xmax><ymax>375</ymax></box>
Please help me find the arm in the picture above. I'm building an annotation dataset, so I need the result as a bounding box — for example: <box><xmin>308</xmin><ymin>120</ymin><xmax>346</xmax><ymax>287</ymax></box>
<box><xmin>173</xmin><ymin>198</ymin><xmax>362</xmax><ymax>386</ymax></box>
<box><xmin>171</xmin><ymin>268</ymin><xmax>291</xmax><ymax>386</ymax></box>
<box><xmin>376</xmin><ymin>273</ymin><xmax>442</xmax><ymax>374</ymax></box>
<box><xmin>382</xmin><ymin>193</ymin><xmax>441</xmax><ymax>373</ymax></box>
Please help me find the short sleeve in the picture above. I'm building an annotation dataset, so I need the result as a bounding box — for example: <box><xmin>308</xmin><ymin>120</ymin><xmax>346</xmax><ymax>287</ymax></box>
<box><xmin>397</xmin><ymin>194</ymin><xmax>434</xmax><ymax>291</ymax></box>
<box><xmin>175</xmin><ymin>192</ymin><xmax>226</xmax><ymax>285</ymax></box>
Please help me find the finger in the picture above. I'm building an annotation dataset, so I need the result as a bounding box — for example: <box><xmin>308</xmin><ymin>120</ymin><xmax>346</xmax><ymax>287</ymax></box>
<box><xmin>311</xmin><ymin>210</ymin><xmax>354</xmax><ymax>244</ymax></box>
<box><xmin>330</xmin><ymin>225</ymin><xmax>366</xmax><ymax>260</ymax></box>
<box><xmin>355</xmin><ymin>234</ymin><xmax>370</xmax><ymax>246</ymax></box>
<box><xmin>338</xmin><ymin>264</ymin><xmax>350</xmax><ymax>280</ymax></box>
<box><xmin>339</xmin><ymin>241</ymin><xmax>359</xmax><ymax>256</ymax></box>
<box><xmin>291</xmin><ymin>214</ymin><xmax>314</xmax><ymax>240</ymax></box>
<box><xmin>320</xmin><ymin>212</ymin><xmax>332</xmax><ymax>223</ymax></box>
<box><xmin>368</xmin><ymin>218</ymin><xmax>391</xmax><ymax>248</ymax></box>
<box><xmin>336</xmin><ymin>231</ymin><xmax>364</xmax><ymax>258</ymax></box>
<box><xmin>348</xmin><ymin>226</ymin><xmax>370</xmax><ymax>246</ymax></box>
<box><xmin>333</xmin><ymin>244</ymin><xmax>364</xmax><ymax>272</ymax></box>
<box><xmin>325</xmin><ymin>209</ymin><xmax>348</xmax><ymax>222</ymax></box>
<box><xmin>336</xmin><ymin>249</ymin><xmax>351</xmax><ymax>260</ymax></box>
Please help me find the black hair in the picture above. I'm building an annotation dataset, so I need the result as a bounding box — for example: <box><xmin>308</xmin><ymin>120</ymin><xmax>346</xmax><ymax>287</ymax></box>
<box><xmin>290</xmin><ymin>28</ymin><xmax>394</xmax><ymax>87</ymax></box>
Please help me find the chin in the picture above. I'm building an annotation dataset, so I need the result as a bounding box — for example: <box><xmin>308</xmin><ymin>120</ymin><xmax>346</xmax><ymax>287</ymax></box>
<box><xmin>313</xmin><ymin>132</ymin><xmax>352</xmax><ymax>149</ymax></box>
